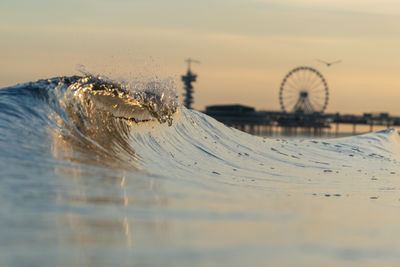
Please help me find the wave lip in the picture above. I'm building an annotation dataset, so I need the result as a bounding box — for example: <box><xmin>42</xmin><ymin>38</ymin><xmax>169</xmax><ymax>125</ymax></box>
<box><xmin>55</xmin><ymin>74</ymin><xmax>178</xmax><ymax>169</ymax></box>
<box><xmin>67</xmin><ymin>75</ymin><xmax>178</xmax><ymax>125</ymax></box>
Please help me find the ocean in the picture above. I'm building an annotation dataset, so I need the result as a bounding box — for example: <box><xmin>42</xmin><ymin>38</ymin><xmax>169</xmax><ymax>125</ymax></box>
<box><xmin>1</xmin><ymin>75</ymin><xmax>400</xmax><ymax>266</ymax></box>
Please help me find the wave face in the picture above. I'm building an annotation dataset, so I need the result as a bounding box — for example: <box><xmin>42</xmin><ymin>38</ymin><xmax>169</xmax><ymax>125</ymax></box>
<box><xmin>0</xmin><ymin>75</ymin><xmax>177</xmax><ymax>170</ymax></box>
<box><xmin>2</xmin><ymin>76</ymin><xmax>400</xmax><ymax>266</ymax></box>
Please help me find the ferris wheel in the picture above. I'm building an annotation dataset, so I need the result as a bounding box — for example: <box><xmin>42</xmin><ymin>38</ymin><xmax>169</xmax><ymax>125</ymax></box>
<box><xmin>279</xmin><ymin>66</ymin><xmax>329</xmax><ymax>113</ymax></box>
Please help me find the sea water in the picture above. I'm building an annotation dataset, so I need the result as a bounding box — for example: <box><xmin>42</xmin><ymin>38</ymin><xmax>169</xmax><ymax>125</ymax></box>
<box><xmin>1</xmin><ymin>75</ymin><xmax>400</xmax><ymax>266</ymax></box>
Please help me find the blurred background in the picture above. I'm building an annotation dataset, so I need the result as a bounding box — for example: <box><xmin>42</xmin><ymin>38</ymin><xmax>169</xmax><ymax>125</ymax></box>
<box><xmin>1</xmin><ymin>0</ymin><xmax>400</xmax><ymax>114</ymax></box>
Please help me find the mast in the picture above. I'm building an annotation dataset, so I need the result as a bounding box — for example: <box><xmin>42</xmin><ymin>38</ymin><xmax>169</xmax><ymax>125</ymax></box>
<box><xmin>182</xmin><ymin>58</ymin><xmax>200</xmax><ymax>109</ymax></box>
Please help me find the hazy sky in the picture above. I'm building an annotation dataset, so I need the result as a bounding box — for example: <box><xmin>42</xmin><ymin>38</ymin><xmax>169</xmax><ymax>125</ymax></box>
<box><xmin>1</xmin><ymin>0</ymin><xmax>400</xmax><ymax>114</ymax></box>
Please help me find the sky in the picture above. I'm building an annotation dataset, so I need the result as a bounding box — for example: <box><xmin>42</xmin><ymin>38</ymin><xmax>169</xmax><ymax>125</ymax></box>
<box><xmin>1</xmin><ymin>0</ymin><xmax>400</xmax><ymax>114</ymax></box>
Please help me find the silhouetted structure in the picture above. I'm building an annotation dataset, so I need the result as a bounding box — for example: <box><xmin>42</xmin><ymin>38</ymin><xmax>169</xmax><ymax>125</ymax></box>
<box><xmin>203</xmin><ymin>65</ymin><xmax>396</xmax><ymax>136</ymax></box>
<box><xmin>279</xmin><ymin>66</ymin><xmax>329</xmax><ymax>114</ymax></box>
<box><xmin>205</xmin><ymin>105</ymin><xmax>399</xmax><ymax>136</ymax></box>
<box><xmin>182</xmin><ymin>58</ymin><xmax>199</xmax><ymax>109</ymax></box>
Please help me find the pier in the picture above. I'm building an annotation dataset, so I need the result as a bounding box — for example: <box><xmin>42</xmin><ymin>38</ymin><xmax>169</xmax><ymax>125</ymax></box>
<box><xmin>184</xmin><ymin>64</ymin><xmax>399</xmax><ymax>136</ymax></box>
<box><xmin>204</xmin><ymin>104</ymin><xmax>400</xmax><ymax>136</ymax></box>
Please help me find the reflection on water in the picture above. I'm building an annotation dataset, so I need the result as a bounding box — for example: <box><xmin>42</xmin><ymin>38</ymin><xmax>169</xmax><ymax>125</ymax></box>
<box><xmin>50</xmin><ymin>98</ymin><xmax>138</xmax><ymax>170</ymax></box>
<box><xmin>36</xmin><ymin>91</ymin><xmax>180</xmax><ymax>265</ymax></box>
<box><xmin>4</xmin><ymin>135</ymin><xmax>400</xmax><ymax>266</ymax></box>
<box><xmin>260</xmin><ymin>124</ymin><xmax>389</xmax><ymax>138</ymax></box>
<box><xmin>237</xmin><ymin>124</ymin><xmax>393</xmax><ymax>138</ymax></box>
<box><xmin>49</xmin><ymin>165</ymin><xmax>171</xmax><ymax>266</ymax></box>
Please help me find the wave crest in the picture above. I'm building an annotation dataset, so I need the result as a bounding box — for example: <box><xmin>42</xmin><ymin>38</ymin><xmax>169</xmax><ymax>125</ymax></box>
<box><xmin>65</xmin><ymin>75</ymin><xmax>177</xmax><ymax>125</ymax></box>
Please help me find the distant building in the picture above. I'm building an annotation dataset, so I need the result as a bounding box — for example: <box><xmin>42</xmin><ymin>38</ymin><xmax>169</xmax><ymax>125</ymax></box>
<box><xmin>181</xmin><ymin>70</ymin><xmax>196</xmax><ymax>109</ymax></box>
<box><xmin>182</xmin><ymin>58</ymin><xmax>200</xmax><ymax>109</ymax></box>
<box><xmin>205</xmin><ymin>104</ymin><xmax>255</xmax><ymax>116</ymax></box>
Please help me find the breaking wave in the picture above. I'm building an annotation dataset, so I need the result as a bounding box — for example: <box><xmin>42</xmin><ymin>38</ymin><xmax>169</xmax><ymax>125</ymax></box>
<box><xmin>1</xmin><ymin>74</ymin><xmax>400</xmax><ymax>179</ymax></box>
<box><xmin>0</xmin><ymin>75</ymin><xmax>177</xmax><ymax>170</ymax></box>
